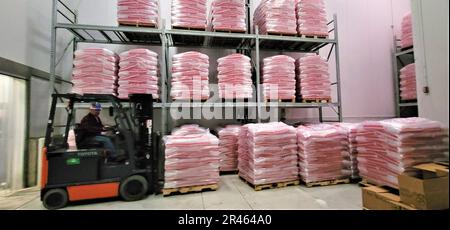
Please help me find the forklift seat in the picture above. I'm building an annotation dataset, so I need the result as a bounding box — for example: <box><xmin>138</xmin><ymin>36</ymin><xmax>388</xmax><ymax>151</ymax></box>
<box><xmin>74</xmin><ymin>123</ymin><xmax>103</xmax><ymax>149</ymax></box>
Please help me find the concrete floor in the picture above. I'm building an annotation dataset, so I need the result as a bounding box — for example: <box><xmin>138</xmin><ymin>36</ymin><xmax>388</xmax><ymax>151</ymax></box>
<box><xmin>0</xmin><ymin>175</ymin><xmax>362</xmax><ymax>210</ymax></box>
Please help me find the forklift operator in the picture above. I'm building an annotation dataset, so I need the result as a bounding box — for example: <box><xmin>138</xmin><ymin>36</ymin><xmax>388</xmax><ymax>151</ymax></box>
<box><xmin>79</xmin><ymin>102</ymin><xmax>122</xmax><ymax>161</ymax></box>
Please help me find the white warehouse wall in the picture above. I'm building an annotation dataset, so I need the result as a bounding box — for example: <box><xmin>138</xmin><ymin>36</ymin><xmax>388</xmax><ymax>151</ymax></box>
<box><xmin>0</xmin><ymin>0</ymin><xmax>79</xmax><ymax>79</ymax></box>
<box><xmin>411</xmin><ymin>0</ymin><xmax>449</xmax><ymax>127</ymax></box>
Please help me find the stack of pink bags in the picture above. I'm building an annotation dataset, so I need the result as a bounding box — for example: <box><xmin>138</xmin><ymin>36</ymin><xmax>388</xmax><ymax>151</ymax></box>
<box><xmin>356</xmin><ymin>118</ymin><xmax>449</xmax><ymax>188</ymax></box>
<box><xmin>238</xmin><ymin>122</ymin><xmax>298</xmax><ymax>185</ymax></box>
<box><xmin>171</xmin><ymin>0</ymin><xmax>207</xmax><ymax>29</ymax></box>
<box><xmin>118</xmin><ymin>49</ymin><xmax>159</xmax><ymax>99</ymax></box>
<box><xmin>399</xmin><ymin>63</ymin><xmax>417</xmax><ymax>101</ymax></box>
<box><xmin>171</xmin><ymin>51</ymin><xmax>210</xmax><ymax>100</ymax></box>
<box><xmin>297</xmin><ymin>54</ymin><xmax>331</xmax><ymax>100</ymax></box>
<box><xmin>217</xmin><ymin>54</ymin><xmax>253</xmax><ymax>100</ymax></box>
<box><xmin>117</xmin><ymin>0</ymin><xmax>159</xmax><ymax>27</ymax></box>
<box><xmin>72</xmin><ymin>48</ymin><xmax>118</xmax><ymax>96</ymax></box>
<box><xmin>296</xmin><ymin>0</ymin><xmax>329</xmax><ymax>37</ymax></box>
<box><xmin>263</xmin><ymin>55</ymin><xmax>296</xmax><ymax>100</ymax></box>
<box><xmin>297</xmin><ymin>124</ymin><xmax>351</xmax><ymax>183</ymax></box>
<box><xmin>254</xmin><ymin>0</ymin><xmax>297</xmax><ymax>35</ymax></box>
<box><xmin>335</xmin><ymin>123</ymin><xmax>360</xmax><ymax>179</ymax></box>
<box><xmin>218</xmin><ymin>125</ymin><xmax>241</xmax><ymax>172</ymax></box>
<box><xmin>400</xmin><ymin>12</ymin><xmax>413</xmax><ymax>49</ymax></box>
<box><xmin>164</xmin><ymin>124</ymin><xmax>220</xmax><ymax>189</ymax></box>
<box><xmin>210</xmin><ymin>0</ymin><xmax>247</xmax><ymax>32</ymax></box>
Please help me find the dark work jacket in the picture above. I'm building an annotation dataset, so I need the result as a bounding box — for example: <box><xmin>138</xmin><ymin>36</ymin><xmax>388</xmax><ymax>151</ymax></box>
<box><xmin>78</xmin><ymin>113</ymin><xmax>104</xmax><ymax>142</ymax></box>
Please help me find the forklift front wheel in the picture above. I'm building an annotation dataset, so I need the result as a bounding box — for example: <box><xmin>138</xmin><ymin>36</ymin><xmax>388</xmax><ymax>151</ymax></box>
<box><xmin>43</xmin><ymin>188</ymin><xmax>68</xmax><ymax>210</ymax></box>
<box><xmin>119</xmin><ymin>175</ymin><xmax>148</xmax><ymax>201</ymax></box>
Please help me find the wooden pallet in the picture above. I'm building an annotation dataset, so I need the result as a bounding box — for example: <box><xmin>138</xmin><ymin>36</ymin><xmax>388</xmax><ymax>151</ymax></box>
<box><xmin>214</xmin><ymin>29</ymin><xmax>246</xmax><ymax>34</ymax></box>
<box><xmin>267</xmin><ymin>32</ymin><xmax>298</xmax><ymax>37</ymax></box>
<box><xmin>220</xmin><ymin>170</ymin><xmax>239</xmax><ymax>175</ymax></box>
<box><xmin>400</xmin><ymin>46</ymin><xmax>413</xmax><ymax>51</ymax></box>
<box><xmin>172</xmin><ymin>26</ymin><xmax>206</xmax><ymax>31</ymax></box>
<box><xmin>302</xmin><ymin>98</ymin><xmax>331</xmax><ymax>103</ymax></box>
<box><xmin>162</xmin><ymin>184</ymin><xmax>219</xmax><ymax>196</ymax></box>
<box><xmin>240</xmin><ymin>176</ymin><xmax>300</xmax><ymax>191</ymax></box>
<box><xmin>265</xmin><ymin>97</ymin><xmax>296</xmax><ymax>103</ymax></box>
<box><xmin>119</xmin><ymin>22</ymin><xmax>157</xmax><ymax>28</ymax></box>
<box><xmin>172</xmin><ymin>99</ymin><xmax>209</xmax><ymax>103</ymax></box>
<box><xmin>359</xmin><ymin>178</ymin><xmax>399</xmax><ymax>193</ymax></box>
<box><xmin>303</xmin><ymin>178</ymin><xmax>350</xmax><ymax>188</ymax></box>
<box><xmin>299</xmin><ymin>34</ymin><xmax>329</xmax><ymax>39</ymax></box>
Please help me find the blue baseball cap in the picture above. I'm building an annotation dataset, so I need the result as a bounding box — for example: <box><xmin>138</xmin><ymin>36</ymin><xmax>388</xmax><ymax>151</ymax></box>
<box><xmin>90</xmin><ymin>102</ymin><xmax>102</xmax><ymax>111</ymax></box>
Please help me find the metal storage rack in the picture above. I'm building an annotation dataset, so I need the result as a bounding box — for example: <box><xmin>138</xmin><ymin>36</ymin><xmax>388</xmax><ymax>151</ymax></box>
<box><xmin>48</xmin><ymin>1</ymin><xmax>343</xmax><ymax>184</ymax></box>
<box><xmin>392</xmin><ymin>36</ymin><xmax>417</xmax><ymax>118</ymax></box>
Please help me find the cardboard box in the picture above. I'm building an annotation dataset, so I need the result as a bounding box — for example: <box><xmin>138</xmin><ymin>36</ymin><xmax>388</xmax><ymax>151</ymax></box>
<box><xmin>398</xmin><ymin>163</ymin><xmax>449</xmax><ymax>210</ymax></box>
<box><xmin>362</xmin><ymin>186</ymin><xmax>416</xmax><ymax>210</ymax></box>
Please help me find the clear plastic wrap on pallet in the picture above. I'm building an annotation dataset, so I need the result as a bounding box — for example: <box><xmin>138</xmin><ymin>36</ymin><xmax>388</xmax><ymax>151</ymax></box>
<box><xmin>163</xmin><ymin>124</ymin><xmax>220</xmax><ymax>189</ymax></box>
<box><xmin>254</xmin><ymin>0</ymin><xmax>297</xmax><ymax>35</ymax></box>
<box><xmin>356</xmin><ymin>118</ymin><xmax>449</xmax><ymax>188</ymax></box>
<box><xmin>117</xmin><ymin>0</ymin><xmax>159</xmax><ymax>27</ymax></box>
<box><xmin>171</xmin><ymin>51</ymin><xmax>210</xmax><ymax>100</ymax></box>
<box><xmin>117</xmin><ymin>49</ymin><xmax>160</xmax><ymax>99</ymax></box>
<box><xmin>297</xmin><ymin>124</ymin><xmax>351</xmax><ymax>183</ymax></box>
<box><xmin>171</xmin><ymin>0</ymin><xmax>207</xmax><ymax>29</ymax></box>
<box><xmin>217</xmin><ymin>54</ymin><xmax>253</xmax><ymax>99</ymax></box>
<box><xmin>296</xmin><ymin>54</ymin><xmax>331</xmax><ymax>100</ymax></box>
<box><xmin>262</xmin><ymin>55</ymin><xmax>296</xmax><ymax>100</ymax></box>
<box><xmin>296</xmin><ymin>0</ymin><xmax>329</xmax><ymax>37</ymax></box>
<box><xmin>238</xmin><ymin>122</ymin><xmax>299</xmax><ymax>185</ymax></box>
<box><xmin>334</xmin><ymin>123</ymin><xmax>360</xmax><ymax>179</ymax></box>
<box><xmin>400</xmin><ymin>12</ymin><xmax>413</xmax><ymax>49</ymax></box>
<box><xmin>209</xmin><ymin>0</ymin><xmax>247</xmax><ymax>32</ymax></box>
<box><xmin>399</xmin><ymin>63</ymin><xmax>417</xmax><ymax>101</ymax></box>
<box><xmin>218</xmin><ymin>125</ymin><xmax>241</xmax><ymax>172</ymax></box>
<box><xmin>72</xmin><ymin>48</ymin><xmax>119</xmax><ymax>96</ymax></box>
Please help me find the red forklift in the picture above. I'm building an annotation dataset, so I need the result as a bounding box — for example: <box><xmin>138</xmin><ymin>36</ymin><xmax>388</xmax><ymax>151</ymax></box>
<box><xmin>41</xmin><ymin>93</ymin><xmax>158</xmax><ymax>209</ymax></box>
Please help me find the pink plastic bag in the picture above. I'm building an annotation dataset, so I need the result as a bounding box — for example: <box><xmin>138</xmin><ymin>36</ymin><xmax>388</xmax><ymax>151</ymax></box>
<box><xmin>218</xmin><ymin>125</ymin><xmax>241</xmax><ymax>172</ymax></box>
<box><xmin>72</xmin><ymin>48</ymin><xmax>119</xmax><ymax>96</ymax></box>
<box><xmin>210</xmin><ymin>0</ymin><xmax>247</xmax><ymax>32</ymax></box>
<box><xmin>171</xmin><ymin>0</ymin><xmax>207</xmax><ymax>29</ymax></box>
<box><xmin>217</xmin><ymin>54</ymin><xmax>253</xmax><ymax>99</ymax></box>
<box><xmin>262</xmin><ymin>55</ymin><xmax>296</xmax><ymax>100</ymax></box>
<box><xmin>296</xmin><ymin>0</ymin><xmax>328</xmax><ymax>36</ymax></box>
<box><xmin>238</xmin><ymin>122</ymin><xmax>299</xmax><ymax>185</ymax></box>
<box><xmin>254</xmin><ymin>0</ymin><xmax>297</xmax><ymax>35</ymax></box>
<box><xmin>171</xmin><ymin>51</ymin><xmax>210</xmax><ymax>100</ymax></box>
<box><xmin>296</xmin><ymin>54</ymin><xmax>331</xmax><ymax>100</ymax></box>
<box><xmin>163</xmin><ymin>125</ymin><xmax>220</xmax><ymax>189</ymax></box>
<box><xmin>356</xmin><ymin>118</ymin><xmax>449</xmax><ymax>188</ymax></box>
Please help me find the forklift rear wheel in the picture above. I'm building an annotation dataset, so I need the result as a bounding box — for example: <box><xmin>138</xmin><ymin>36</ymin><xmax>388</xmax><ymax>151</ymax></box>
<box><xmin>43</xmin><ymin>189</ymin><xmax>68</xmax><ymax>210</ymax></box>
<box><xmin>120</xmin><ymin>175</ymin><xmax>148</xmax><ymax>201</ymax></box>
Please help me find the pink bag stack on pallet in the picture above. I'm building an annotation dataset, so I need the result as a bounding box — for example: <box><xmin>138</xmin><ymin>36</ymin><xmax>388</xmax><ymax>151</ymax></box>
<box><xmin>118</xmin><ymin>49</ymin><xmax>159</xmax><ymax>99</ymax></box>
<box><xmin>297</xmin><ymin>54</ymin><xmax>331</xmax><ymax>101</ymax></box>
<box><xmin>218</xmin><ymin>125</ymin><xmax>241</xmax><ymax>172</ymax></box>
<box><xmin>72</xmin><ymin>48</ymin><xmax>119</xmax><ymax>96</ymax></box>
<box><xmin>210</xmin><ymin>0</ymin><xmax>247</xmax><ymax>32</ymax></box>
<box><xmin>164</xmin><ymin>124</ymin><xmax>220</xmax><ymax>189</ymax></box>
<box><xmin>335</xmin><ymin>123</ymin><xmax>360</xmax><ymax>179</ymax></box>
<box><xmin>296</xmin><ymin>0</ymin><xmax>329</xmax><ymax>37</ymax></box>
<box><xmin>254</xmin><ymin>0</ymin><xmax>297</xmax><ymax>35</ymax></box>
<box><xmin>297</xmin><ymin>124</ymin><xmax>351</xmax><ymax>183</ymax></box>
<box><xmin>171</xmin><ymin>0</ymin><xmax>207</xmax><ymax>29</ymax></box>
<box><xmin>262</xmin><ymin>55</ymin><xmax>296</xmax><ymax>100</ymax></box>
<box><xmin>171</xmin><ymin>51</ymin><xmax>210</xmax><ymax>100</ymax></box>
<box><xmin>117</xmin><ymin>0</ymin><xmax>159</xmax><ymax>27</ymax></box>
<box><xmin>399</xmin><ymin>63</ymin><xmax>417</xmax><ymax>101</ymax></box>
<box><xmin>217</xmin><ymin>54</ymin><xmax>253</xmax><ymax>100</ymax></box>
<box><xmin>401</xmin><ymin>12</ymin><xmax>413</xmax><ymax>49</ymax></box>
<box><xmin>356</xmin><ymin>118</ymin><xmax>449</xmax><ymax>188</ymax></box>
<box><xmin>238</xmin><ymin>122</ymin><xmax>298</xmax><ymax>185</ymax></box>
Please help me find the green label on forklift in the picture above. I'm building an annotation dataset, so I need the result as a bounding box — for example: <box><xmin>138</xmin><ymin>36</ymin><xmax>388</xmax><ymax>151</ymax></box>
<box><xmin>66</xmin><ymin>158</ymin><xmax>80</xmax><ymax>165</ymax></box>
